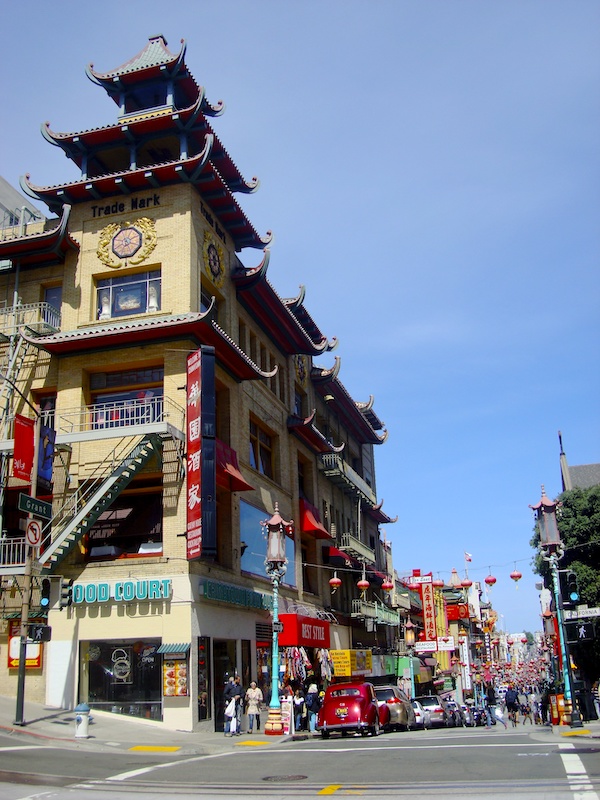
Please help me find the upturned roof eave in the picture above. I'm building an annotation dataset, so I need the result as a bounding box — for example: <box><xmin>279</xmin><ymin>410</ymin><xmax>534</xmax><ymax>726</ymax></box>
<box><xmin>0</xmin><ymin>205</ymin><xmax>79</xmax><ymax>268</ymax></box>
<box><xmin>24</xmin><ymin>313</ymin><xmax>272</xmax><ymax>382</ymax></box>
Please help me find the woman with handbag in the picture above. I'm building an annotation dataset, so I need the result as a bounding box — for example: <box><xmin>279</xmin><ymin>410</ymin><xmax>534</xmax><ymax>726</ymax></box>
<box><xmin>245</xmin><ymin>681</ymin><xmax>263</xmax><ymax>733</ymax></box>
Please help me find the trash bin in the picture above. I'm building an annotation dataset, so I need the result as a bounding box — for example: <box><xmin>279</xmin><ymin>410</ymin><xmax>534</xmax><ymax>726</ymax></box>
<box><xmin>74</xmin><ymin>703</ymin><xmax>90</xmax><ymax>738</ymax></box>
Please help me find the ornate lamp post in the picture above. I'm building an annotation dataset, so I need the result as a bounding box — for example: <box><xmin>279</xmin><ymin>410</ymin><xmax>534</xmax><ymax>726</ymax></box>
<box><xmin>404</xmin><ymin>617</ymin><xmax>416</xmax><ymax>699</ymax></box>
<box><xmin>263</xmin><ymin>502</ymin><xmax>293</xmax><ymax>735</ymax></box>
<box><xmin>530</xmin><ymin>486</ymin><xmax>582</xmax><ymax>728</ymax></box>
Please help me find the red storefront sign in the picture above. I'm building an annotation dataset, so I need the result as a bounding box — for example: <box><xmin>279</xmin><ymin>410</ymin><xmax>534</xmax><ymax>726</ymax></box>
<box><xmin>420</xmin><ymin>577</ymin><xmax>437</xmax><ymax>641</ymax></box>
<box><xmin>446</xmin><ymin>603</ymin><xmax>469</xmax><ymax>621</ymax></box>
<box><xmin>13</xmin><ymin>414</ymin><xmax>35</xmax><ymax>482</ymax></box>
<box><xmin>186</xmin><ymin>351</ymin><xmax>202</xmax><ymax>560</ymax></box>
<box><xmin>278</xmin><ymin>614</ymin><xmax>330</xmax><ymax>648</ymax></box>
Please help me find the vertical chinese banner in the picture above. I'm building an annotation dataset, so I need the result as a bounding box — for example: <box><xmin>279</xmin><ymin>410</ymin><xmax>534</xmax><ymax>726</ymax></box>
<box><xmin>420</xmin><ymin>576</ymin><xmax>437</xmax><ymax>642</ymax></box>
<box><xmin>186</xmin><ymin>351</ymin><xmax>202</xmax><ymax>560</ymax></box>
<box><xmin>13</xmin><ymin>414</ymin><xmax>35</xmax><ymax>482</ymax></box>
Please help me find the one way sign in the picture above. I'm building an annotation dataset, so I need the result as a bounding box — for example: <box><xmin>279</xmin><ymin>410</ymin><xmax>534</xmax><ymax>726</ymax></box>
<box><xmin>566</xmin><ymin>621</ymin><xmax>595</xmax><ymax>643</ymax></box>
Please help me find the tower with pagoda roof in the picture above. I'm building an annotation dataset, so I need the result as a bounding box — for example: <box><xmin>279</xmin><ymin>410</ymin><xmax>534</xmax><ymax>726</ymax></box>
<box><xmin>0</xmin><ymin>36</ymin><xmax>396</xmax><ymax>732</ymax></box>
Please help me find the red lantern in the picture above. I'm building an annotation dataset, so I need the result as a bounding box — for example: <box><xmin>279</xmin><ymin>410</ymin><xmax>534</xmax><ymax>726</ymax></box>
<box><xmin>461</xmin><ymin>578</ymin><xmax>473</xmax><ymax>589</ymax></box>
<box><xmin>521</xmin><ymin>637</ymin><xmax>528</xmax><ymax>645</ymax></box>
<box><xmin>484</xmin><ymin>574</ymin><xmax>496</xmax><ymax>587</ymax></box>
<box><xmin>357</xmin><ymin>578</ymin><xmax>370</xmax><ymax>592</ymax></box>
<box><xmin>433</xmin><ymin>577</ymin><xmax>445</xmax><ymax>588</ymax></box>
<box><xmin>381</xmin><ymin>578</ymin><xmax>394</xmax><ymax>592</ymax></box>
<box><xmin>510</xmin><ymin>569</ymin><xmax>522</xmax><ymax>587</ymax></box>
<box><xmin>329</xmin><ymin>572</ymin><xmax>342</xmax><ymax>593</ymax></box>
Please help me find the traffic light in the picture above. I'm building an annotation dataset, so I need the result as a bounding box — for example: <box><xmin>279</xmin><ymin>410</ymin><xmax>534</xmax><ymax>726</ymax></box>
<box><xmin>59</xmin><ymin>578</ymin><xmax>73</xmax><ymax>609</ymax></box>
<box><xmin>561</xmin><ymin>570</ymin><xmax>580</xmax><ymax>608</ymax></box>
<box><xmin>40</xmin><ymin>578</ymin><xmax>51</xmax><ymax>609</ymax></box>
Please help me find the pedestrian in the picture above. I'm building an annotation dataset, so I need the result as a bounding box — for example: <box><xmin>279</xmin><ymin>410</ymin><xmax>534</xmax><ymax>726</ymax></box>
<box><xmin>293</xmin><ymin>688</ymin><xmax>305</xmax><ymax>732</ymax></box>
<box><xmin>223</xmin><ymin>676</ymin><xmax>237</xmax><ymax>736</ymax></box>
<box><xmin>305</xmin><ymin>683</ymin><xmax>320</xmax><ymax>733</ymax></box>
<box><xmin>484</xmin><ymin>682</ymin><xmax>507</xmax><ymax>730</ymax></box>
<box><xmin>540</xmin><ymin>685</ymin><xmax>551</xmax><ymax>725</ymax></box>
<box><xmin>504</xmin><ymin>684</ymin><xmax>520</xmax><ymax>726</ymax></box>
<box><xmin>592</xmin><ymin>682</ymin><xmax>600</xmax><ymax>721</ymax></box>
<box><xmin>233</xmin><ymin>675</ymin><xmax>245</xmax><ymax>735</ymax></box>
<box><xmin>245</xmin><ymin>680</ymin><xmax>263</xmax><ymax>733</ymax></box>
<box><xmin>521</xmin><ymin>700</ymin><xmax>533</xmax><ymax>725</ymax></box>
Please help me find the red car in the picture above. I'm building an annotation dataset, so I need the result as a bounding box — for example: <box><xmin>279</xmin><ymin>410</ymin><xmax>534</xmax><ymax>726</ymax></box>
<box><xmin>316</xmin><ymin>681</ymin><xmax>388</xmax><ymax>738</ymax></box>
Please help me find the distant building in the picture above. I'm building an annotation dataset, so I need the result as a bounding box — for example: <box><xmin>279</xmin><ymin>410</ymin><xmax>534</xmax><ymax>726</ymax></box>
<box><xmin>559</xmin><ymin>431</ymin><xmax>600</xmax><ymax>491</ymax></box>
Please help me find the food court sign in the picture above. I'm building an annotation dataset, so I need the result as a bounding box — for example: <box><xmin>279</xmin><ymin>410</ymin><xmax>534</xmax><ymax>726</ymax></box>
<box><xmin>73</xmin><ymin>578</ymin><xmax>172</xmax><ymax>604</ymax></box>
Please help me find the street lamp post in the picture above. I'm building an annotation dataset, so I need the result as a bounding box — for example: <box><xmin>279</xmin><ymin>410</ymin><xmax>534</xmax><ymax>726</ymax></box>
<box><xmin>263</xmin><ymin>502</ymin><xmax>293</xmax><ymax>736</ymax></box>
<box><xmin>531</xmin><ymin>486</ymin><xmax>583</xmax><ymax>728</ymax></box>
<box><xmin>404</xmin><ymin>617</ymin><xmax>416</xmax><ymax>699</ymax></box>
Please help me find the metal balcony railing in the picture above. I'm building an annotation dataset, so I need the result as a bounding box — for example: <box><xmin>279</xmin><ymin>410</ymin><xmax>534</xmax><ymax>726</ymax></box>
<box><xmin>351</xmin><ymin>599</ymin><xmax>400</xmax><ymax>626</ymax></box>
<box><xmin>318</xmin><ymin>453</ymin><xmax>377</xmax><ymax>504</ymax></box>
<box><xmin>0</xmin><ymin>302</ymin><xmax>61</xmax><ymax>338</ymax></box>
<box><xmin>0</xmin><ymin>537</ymin><xmax>27</xmax><ymax>574</ymax></box>
<box><xmin>339</xmin><ymin>531</ymin><xmax>375</xmax><ymax>564</ymax></box>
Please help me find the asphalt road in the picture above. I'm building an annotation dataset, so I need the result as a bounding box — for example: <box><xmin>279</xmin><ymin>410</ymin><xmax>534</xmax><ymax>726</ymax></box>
<box><xmin>0</xmin><ymin>725</ymin><xmax>598</xmax><ymax>799</ymax></box>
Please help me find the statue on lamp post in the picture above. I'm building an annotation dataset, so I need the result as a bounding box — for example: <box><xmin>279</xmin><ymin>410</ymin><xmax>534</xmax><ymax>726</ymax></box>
<box><xmin>263</xmin><ymin>502</ymin><xmax>293</xmax><ymax>735</ymax></box>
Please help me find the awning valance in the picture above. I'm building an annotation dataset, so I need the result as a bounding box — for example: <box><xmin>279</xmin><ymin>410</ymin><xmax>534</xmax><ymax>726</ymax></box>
<box><xmin>299</xmin><ymin>498</ymin><xmax>332</xmax><ymax>540</ymax></box>
<box><xmin>216</xmin><ymin>439</ymin><xmax>254</xmax><ymax>493</ymax></box>
<box><xmin>157</xmin><ymin>643</ymin><xmax>191</xmax><ymax>655</ymax></box>
<box><xmin>326</xmin><ymin>545</ymin><xmax>354</xmax><ymax>565</ymax></box>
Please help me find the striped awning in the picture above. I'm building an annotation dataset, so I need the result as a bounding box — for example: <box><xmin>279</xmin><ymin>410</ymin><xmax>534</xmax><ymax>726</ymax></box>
<box><xmin>157</xmin><ymin>643</ymin><xmax>190</xmax><ymax>655</ymax></box>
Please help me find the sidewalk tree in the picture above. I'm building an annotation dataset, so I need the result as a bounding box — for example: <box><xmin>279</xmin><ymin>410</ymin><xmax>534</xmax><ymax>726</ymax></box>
<box><xmin>530</xmin><ymin>484</ymin><xmax>600</xmax><ymax>684</ymax></box>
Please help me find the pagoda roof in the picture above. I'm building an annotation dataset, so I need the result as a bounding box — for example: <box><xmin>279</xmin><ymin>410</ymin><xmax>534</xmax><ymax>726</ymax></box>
<box><xmin>86</xmin><ymin>36</ymin><xmax>222</xmax><ymax>114</ymax></box>
<box><xmin>232</xmin><ymin>250</ymin><xmax>337</xmax><ymax>355</ymax></box>
<box><xmin>364</xmin><ymin>500</ymin><xmax>398</xmax><ymax>525</ymax></box>
<box><xmin>40</xmin><ymin>96</ymin><xmax>256</xmax><ymax>195</ymax></box>
<box><xmin>0</xmin><ymin>205</ymin><xmax>79</xmax><ymax>269</ymax></box>
<box><xmin>312</xmin><ymin>358</ymin><xmax>388</xmax><ymax>444</ymax></box>
<box><xmin>287</xmin><ymin>409</ymin><xmax>345</xmax><ymax>455</ymax></box>
<box><xmin>283</xmin><ymin>285</ymin><xmax>338</xmax><ymax>352</ymax></box>
<box><xmin>25</xmin><ymin>309</ymin><xmax>274</xmax><ymax>383</ymax></box>
<box><xmin>20</xmin><ymin>143</ymin><xmax>271</xmax><ymax>251</ymax></box>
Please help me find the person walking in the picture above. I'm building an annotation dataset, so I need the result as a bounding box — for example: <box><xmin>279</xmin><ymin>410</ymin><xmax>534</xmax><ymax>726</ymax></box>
<box><xmin>521</xmin><ymin>699</ymin><xmax>533</xmax><ymax>725</ymax></box>
<box><xmin>233</xmin><ymin>675</ymin><xmax>245</xmax><ymax>735</ymax></box>
<box><xmin>293</xmin><ymin>688</ymin><xmax>306</xmax><ymax>732</ymax></box>
<box><xmin>305</xmin><ymin>683</ymin><xmax>320</xmax><ymax>733</ymax></box>
<box><xmin>245</xmin><ymin>681</ymin><xmax>263</xmax><ymax>733</ymax></box>
<box><xmin>504</xmin><ymin>684</ymin><xmax>520</xmax><ymax>726</ymax></box>
<box><xmin>223</xmin><ymin>676</ymin><xmax>237</xmax><ymax>736</ymax></box>
<box><xmin>484</xmin><ymin>682</ymin><xmax>507</xmax><ymax>730</ymax></box>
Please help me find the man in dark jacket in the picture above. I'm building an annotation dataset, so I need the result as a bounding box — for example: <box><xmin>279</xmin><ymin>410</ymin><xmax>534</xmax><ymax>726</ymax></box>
<box><xmin>223</xmin><ymin>676</ymin><xmax>237</xmax><ymax>736</ymax></box>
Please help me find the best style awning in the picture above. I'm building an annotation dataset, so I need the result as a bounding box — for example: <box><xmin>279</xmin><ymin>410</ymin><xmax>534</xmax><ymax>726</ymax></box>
<box><xmin>299</xmin><ymin>498</ymin><xmax>332</xmax><ymax>539</ymax></box>
<box><xmin>156</xmin><ymin>643</ymin><xmax>191</xmax><ymax>655</ymax></box>
<box><xmin>216</xmin><ymin>439</ymin><xmax>254</xmax><ymax>493</ymax></box>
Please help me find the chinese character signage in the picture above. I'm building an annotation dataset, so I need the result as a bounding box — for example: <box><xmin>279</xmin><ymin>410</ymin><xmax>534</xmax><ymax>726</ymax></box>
<box><xmin>13</xmin><ymin>414</ymin><xmax>35</xmax><ymax>482</ymax></box>
<box><xmin>420</xmin><ymin>576</ymin><xmax>437</xmax><ymax>641</ymax></box>
<box><xmin>186</xmin><ymin>350</ymin><xmax>202</xmax><ymax>560</ymax></box>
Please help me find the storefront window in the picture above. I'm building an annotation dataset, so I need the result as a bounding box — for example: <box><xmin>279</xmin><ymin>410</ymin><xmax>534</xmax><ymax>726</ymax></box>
<box><xmin>198</xmin><ymin>636</ymin><xmax>211</xmax><ymax>721</ymax></box>
<box><xmin>239</xmin><ymin>500</ymin><xmax>296</xmax><ymax>587</ymax></box>
<box><xmin>80</xmin><ymin>639</ymin><xmax>161</xmax><ymax>720</ymax></box>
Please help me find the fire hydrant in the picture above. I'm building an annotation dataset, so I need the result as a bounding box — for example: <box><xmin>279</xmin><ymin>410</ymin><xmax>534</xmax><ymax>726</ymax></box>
<box><xmin>74</xmin><ymin>703</ymin><xmax>90</xmax><ymax>738</ymax></box>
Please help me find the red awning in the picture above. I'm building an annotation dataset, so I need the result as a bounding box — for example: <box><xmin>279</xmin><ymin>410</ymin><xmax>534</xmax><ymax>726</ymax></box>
<box><xmin>367</xmin><ymin>569</ymin><xmax>387</xmax><ymax>584</ymax></box>
<box><xmin>216</xmin><ymin>439</ymin><xmax>254</xmax><ymax>492</ymax></box>
<box><xmin>327</xmin><ymin>546</ymin><xmax>354</xmax><ymax>565</ymax></box>
<box><xmin>299</xmin><ymin>498</ymin><xmax>332</xmax><ymax>540</ymax></box>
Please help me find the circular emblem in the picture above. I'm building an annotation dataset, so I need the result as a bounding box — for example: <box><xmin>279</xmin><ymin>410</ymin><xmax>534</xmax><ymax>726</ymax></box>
<box><xmin>203</xmin><ymin>231</ymin><xmax>225</xmax><ymax>288</ymax></box>
<box><xmin>207</xmin><ymin>243</ymin><xmax>221</xmax><ymax>278</ymax></box>
<box><xmin>112</xmin><ymin>227</ymin><xmax>143</xmax><ymax>259</ymax></box>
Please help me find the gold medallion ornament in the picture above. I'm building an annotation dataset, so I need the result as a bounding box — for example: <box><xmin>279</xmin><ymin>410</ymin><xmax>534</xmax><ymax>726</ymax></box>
<box><xmin>97</xmin><ymin>218</ymin><xmax>157</xmax><ymax>268</ymax></box>
<box><xmin>203</xmin><ymin>231</ymin><xmax>225</xmax><ymax>288</ymax></box>
<box><xmin>294</xmin><ymin>354</ymin><xmax>308</xmax><ymax>387</ymax></box>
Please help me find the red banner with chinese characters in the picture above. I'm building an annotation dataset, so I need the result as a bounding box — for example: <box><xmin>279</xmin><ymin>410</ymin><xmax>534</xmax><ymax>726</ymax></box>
<box><xmin>446</xmin><ymin>603</ymin><xmax>469</xmax><ymax>621</ymax></box>
<box><xmin>13</xmin><ymin>414</ymin><xmax>35</xmax><ymax>482</ymax></box>
<box><xmin>420</xmin><ymin>576</ymin><xmax>437</xmax><ymax>641</ymax></box>
<box><xmin>186</xmin><ymin>351</ymin><xmax>202</xmax><ymax>560</ymax></box>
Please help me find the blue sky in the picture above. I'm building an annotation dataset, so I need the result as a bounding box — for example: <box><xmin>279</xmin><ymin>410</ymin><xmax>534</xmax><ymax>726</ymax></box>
<box><xmin>2</xmin><ymin>1</ymin><xmax>599</xmax><ymax>634</ymax></box>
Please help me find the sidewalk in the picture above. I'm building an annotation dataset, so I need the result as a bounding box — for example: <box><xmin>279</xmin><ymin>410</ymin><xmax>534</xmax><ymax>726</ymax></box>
<box><xmin>0</xmin><ymin>694</ymin><xmax>597</xmax><ymax>753</ymax></box>
<box><xmin>0</xmin><ymin>694</ymin><xmax>293</xmax><ymax>754</ymax></box>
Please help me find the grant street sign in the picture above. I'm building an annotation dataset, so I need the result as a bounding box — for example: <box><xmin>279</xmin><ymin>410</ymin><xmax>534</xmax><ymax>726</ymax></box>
<box><xmin>18</xmin><ymin>493</ymin><xmax>52</xmax><ymax>520</ymax></box>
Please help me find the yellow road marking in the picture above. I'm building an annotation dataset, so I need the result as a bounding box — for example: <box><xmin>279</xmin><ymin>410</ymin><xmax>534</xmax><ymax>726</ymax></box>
<box><xmin>318</xmin><ymin>786</ymin><xmax>343</xmax><ymax>795</ymax></box>
<box><xmin>129</xmin><ymin>745</ymin><xmax>181</xmax><ymax>751</ymax></box>
<box><xmin>235</xmin><ymin>740</ymin><xmax>270</xmax><ymax>746</ymax></box>
<box><xmin>560</xmin><ymin>729</ymin><xmax>591</xmax><ymax>737</ymax></box>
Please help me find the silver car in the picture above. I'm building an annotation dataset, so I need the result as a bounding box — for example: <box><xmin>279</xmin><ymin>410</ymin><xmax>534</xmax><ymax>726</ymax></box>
<box><xmin>411</xmin><ymin>699</ymin><xmax>431</xmax><ymax>729</ymax></box>
<box><xmin>374</xmin><ymin>686</ymin><xmax>415</xmax><ymax>731</ymax></box>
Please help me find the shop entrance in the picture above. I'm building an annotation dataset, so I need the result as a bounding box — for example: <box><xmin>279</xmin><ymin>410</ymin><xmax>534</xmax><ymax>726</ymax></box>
<box><xmin>213</xmin><ymin>639</ymin><xmax>236</xmax><ymax>732</ymax></box>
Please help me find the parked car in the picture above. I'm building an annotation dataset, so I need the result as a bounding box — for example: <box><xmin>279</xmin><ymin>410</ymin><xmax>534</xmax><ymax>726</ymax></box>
<box><xmin>445</xmin><ymin>700</ymin><xmax>466</xmax><ymax>726</ymax></box>
<box><xmin>414</xmin><ymin>694</ymin><xmax>452</xmax><ymax>727</ymax></box>
<box><xmin>317</xmin><ymin>681</ymin><xmax>385</xmax><ymax>738</ymax></box>
<box><xmin>411</xmin><ymin>699</ymin><xmax>432</xmax><ymax>729</ymax></box>
<box><xmin>374</xmin><ymin>686</ymin><xmax>415</xmax><ymax>731</ymax></box>
<box><xmin>460</xmin><ymin>704</ymin><xmax>475</xmax><ymax>727</ymax></box>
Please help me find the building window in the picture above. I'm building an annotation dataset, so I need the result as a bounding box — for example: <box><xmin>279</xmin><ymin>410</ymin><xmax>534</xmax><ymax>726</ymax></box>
<box><xmin>86</xmin><ymin>489</ymin><xmax>162</xmax><ymax>557</ymax></box>
<box><xmin>97</xmin><ymin>271</ymin><xmax>160</xmax><ymax>320</ymax></box>
<box><xmin>90</xmin><ymin>367</ymin><xmax>163</xmax><ymax>428</ymax></box>
<box><xmin>43</xmin><ymin>286</ymin><xmax>62</xmax><ymax>327</ymax></box>
<box><xmin>249</xmin><ymin>419</ymin><xmax>274</xmax><ymax>479</ymax></box>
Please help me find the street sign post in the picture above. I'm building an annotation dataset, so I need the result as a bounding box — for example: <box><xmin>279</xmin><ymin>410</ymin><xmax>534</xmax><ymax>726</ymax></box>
<box><xmin>18</xmin><ymin>493</ymin><xmax>52</xmax><ymax>520</ymax></box>
<box><xmin>564</xmin><ymin>605</ymin><xmax>600</xmax><ymax>620</ymax></box>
